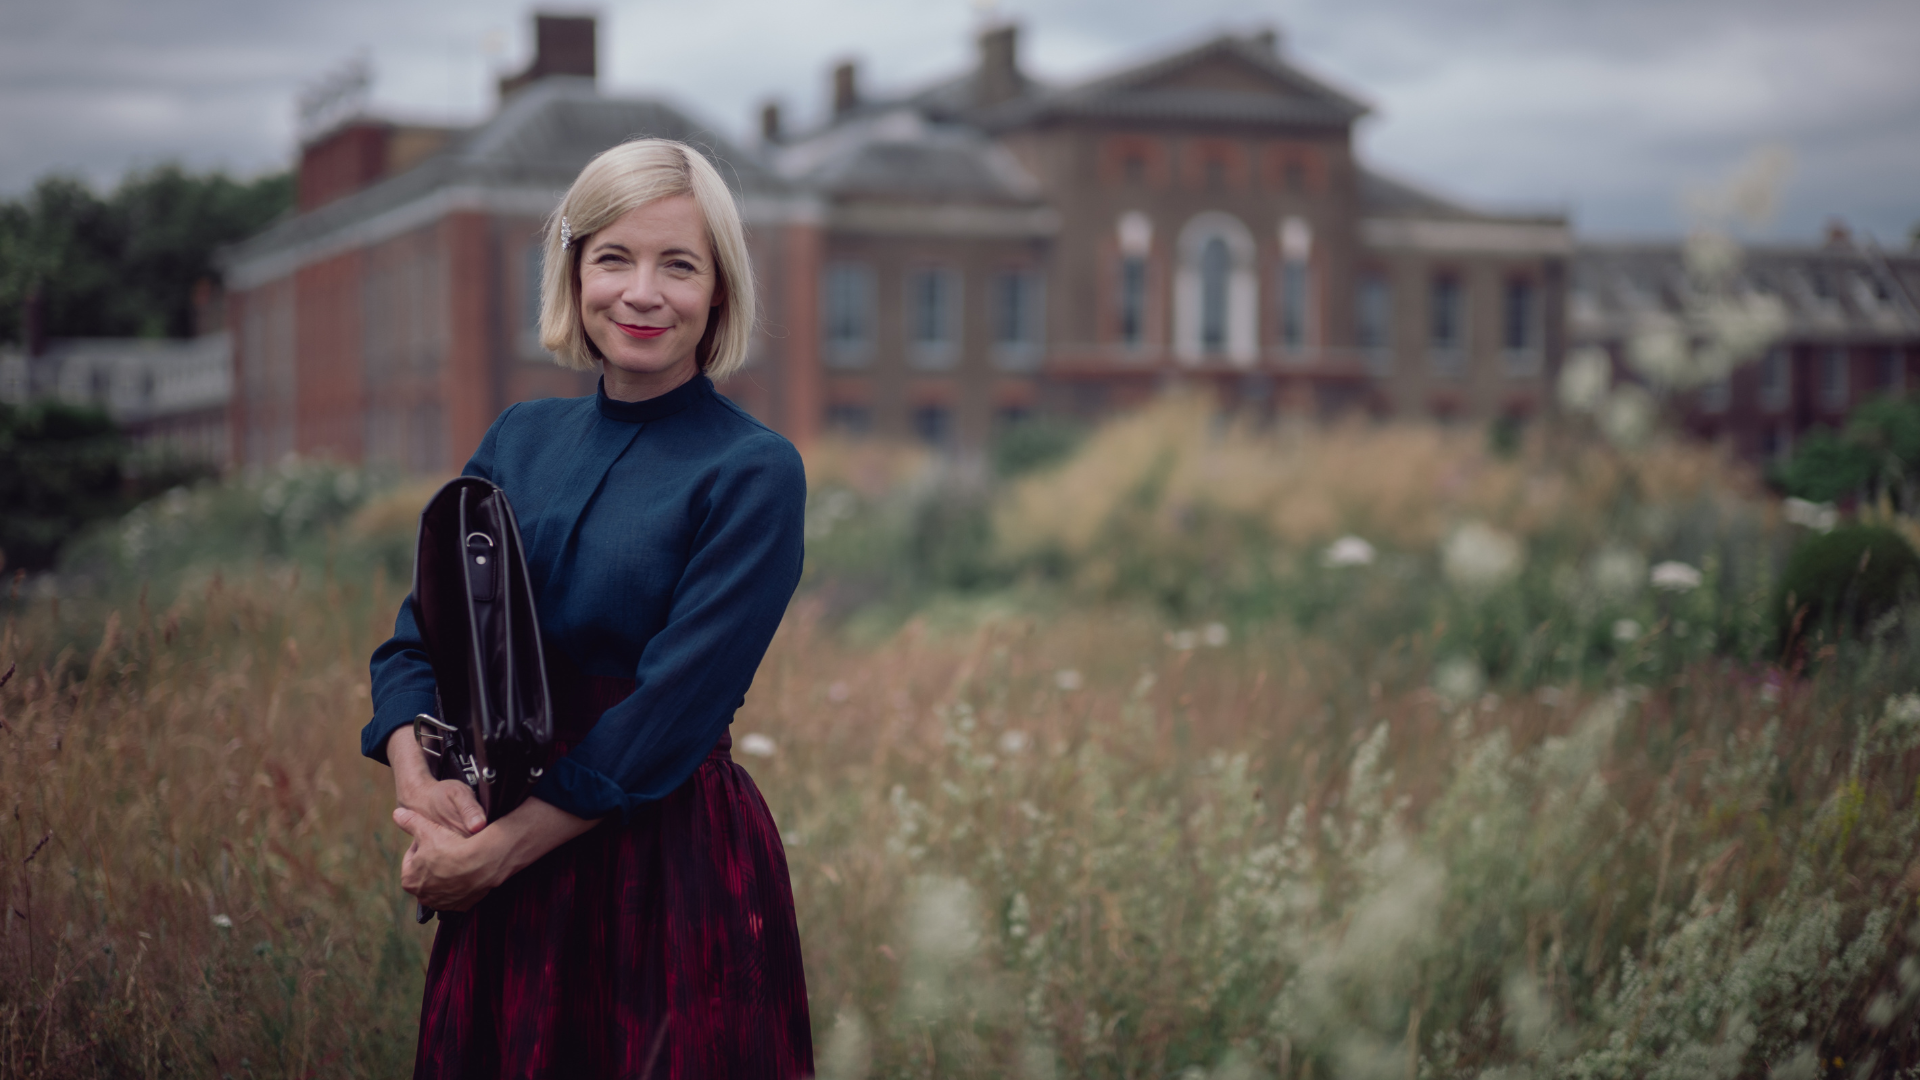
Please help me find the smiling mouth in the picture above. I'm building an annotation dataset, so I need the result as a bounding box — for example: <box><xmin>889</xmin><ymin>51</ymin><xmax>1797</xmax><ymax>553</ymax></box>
<box><xmin>614</xmin><ymin>322</ymin><xmax>669</xmax><ymax>339</ymax></box>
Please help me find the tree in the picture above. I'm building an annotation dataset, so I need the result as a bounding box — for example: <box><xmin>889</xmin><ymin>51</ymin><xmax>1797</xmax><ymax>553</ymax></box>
<box><xmin>0</xmin><ymin>165</ymin><xmax>292</xmax><ymax>345</ymax></box>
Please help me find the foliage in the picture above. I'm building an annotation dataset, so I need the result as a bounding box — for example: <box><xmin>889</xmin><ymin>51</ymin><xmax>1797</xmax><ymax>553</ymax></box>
<box><xmin>1773</xmin><ymin>524</ymin><xmax>1920</xmax><ymax>653</ymax></box>
<box><xmin>0</xmin><ymin>165</ymin><xmax>292</xmax><ymax>344</ymax></box>
<box><xmin>56</xmin><ymin>458</ymin><xmax>422</xmax><ymax>597</ymax></box>
<box><xmin>991</xmin><ymin>416</ymin><xmax>1086</xmax><ymax>479</ymax></box>
<box><xmin>0</xmin><ymin>402</ymin><xmax>210</xmax><ymax>573</ymax></box>
<box><xmin>1774</xmin><ymin>395</ymin><xmax>1920</xmax><ymax>510</ymax></box>
<box><xmin>5</xmin><ymin>404</ymin><xmax>1919</xmax><ymax>1076</ymax></box>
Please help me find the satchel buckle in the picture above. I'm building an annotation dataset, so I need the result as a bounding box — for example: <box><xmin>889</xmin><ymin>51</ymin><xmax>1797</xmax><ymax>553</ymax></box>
<box><xmin>413</xmin><ymin>713</ymin><xmax>457</xmax><ymax>758</ymax></box>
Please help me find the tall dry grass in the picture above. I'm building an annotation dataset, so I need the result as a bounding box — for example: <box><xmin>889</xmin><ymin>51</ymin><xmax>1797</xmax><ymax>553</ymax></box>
<box><xmin>4</xmin><ymin>401</ymin><xmax>1918</xmax><ymax>1077</ymax></box>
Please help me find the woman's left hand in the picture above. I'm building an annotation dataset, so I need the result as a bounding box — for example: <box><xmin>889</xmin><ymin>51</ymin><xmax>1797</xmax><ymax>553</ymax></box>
<box><xmin>394</xmin><ymin>807</ymin><xmax>503</xmax><ymax>911</ymax></box>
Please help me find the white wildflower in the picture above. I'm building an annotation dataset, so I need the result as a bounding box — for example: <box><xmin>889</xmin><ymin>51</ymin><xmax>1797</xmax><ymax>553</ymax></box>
<box><xmin>1628</xmin><ymin>317</ymin><xmax>1690</xmax><ymax>389</ymax></box>
<box><xmin>738</xmin><ymin>732</ymin><xmax>777</xmax><ymax>758</ymax></box>
<box><xmin>998</xmin><ymin>730</ymin><xmax>1031</xmax><ymax>755</ymax></box>
<box><xmin>1323</xmin><ymin>535</ymin><xmax>1376</xmax><ymax>568</ymax></box>
<box><xmin>1599</xmin><ymin>383</ymin><xmax>1657</xmax><ymax>449</ymax></box>
<box><xmin>1053</xmin><ymin>668</ymin><xmax>1083</xmax><ymax>692</ymax></box>
<box><xmin>1442</xmin><ymin>521</ymin><xmax>1524</xmax><ymax>592</ymax></box>
<box><xmin>1590</xmin><ymin>545</ymin><xmax>1648</xmax><ymax>601</ymax></box>
<box><xmin>1782</xmin><ymin>497</ymin><xmax>1837</xmax><ymax>532</ymax></box>
<box><xmin>1650</xmin><ymin>560</ymin><xmax>1703</xmax><ymax>592</ymax></box>
<box><xmin>816</xmin><ymin>1007</ymin><xmax>873</xmax><ymax>1080</ymax></box>
<box><xmin>1558</xmin><ymin>347</ymin><xmax>1612</xmax><ymax>413</ymax></box>
<box><xmin>1612</xmin><ymin>618</ymin><xmax>1643</xmax><ymax>643</ymax></box>
<box><xmin>1201</xmin><ymin>622</ymin><xmax>1230</xmax><ymax>647</ymax></box>
<box><xmin>212</xmin><ymin>913</ymin><xmax>233</xmax><ymax>929</ymax></box>
<box><xmin>1433</xmin><ymin>656</ymin><xmax>1484</xmax><ymax>707</ymax></box>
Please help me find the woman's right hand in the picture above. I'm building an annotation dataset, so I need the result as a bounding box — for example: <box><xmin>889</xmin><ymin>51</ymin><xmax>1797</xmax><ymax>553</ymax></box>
<box><xmin>387</xmin><ymin>727</ymin><xmax>488</xmax><ymax>836</ymax></box>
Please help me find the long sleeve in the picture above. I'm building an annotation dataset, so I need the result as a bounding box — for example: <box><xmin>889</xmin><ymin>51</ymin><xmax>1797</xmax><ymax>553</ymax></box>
<box><xmin>360</xmin><ymin>406</ymin><xmax>517</xmax><ymax>764</ymax></box>
<box><xmin>529</xmin><ymin>433</ymin><xmax>805</xmax><ymax>821</ymax></box>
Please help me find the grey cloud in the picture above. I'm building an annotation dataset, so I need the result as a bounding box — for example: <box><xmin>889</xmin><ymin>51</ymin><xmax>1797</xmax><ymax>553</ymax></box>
<box><xmin>1</xmin><ymin>0</ymin><xmax>1914</xmax><ymax>241</ymax></box>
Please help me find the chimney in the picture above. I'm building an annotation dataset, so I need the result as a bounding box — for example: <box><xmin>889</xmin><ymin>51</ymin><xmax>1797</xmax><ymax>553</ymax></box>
<box><xmin>1252</xmin><ymin>28</ymin><xmax>1280</xmax><ymax>55</ymax></box>
<box><xmin>499</xmin><ymin>13</ymin><xmax>597</xmax><ymax>99</ymax></box>
<box><xmin>297</xmin><ymin>120</ymin><xmax>391</xmax><ymax>212</ymax></box>
<box><xmin>1824</xmin><ymin>217</ymin><xmax>1852</xmax><ymax>250</ymax></box>
<box><xmin>23</xmin><ymin>285</ymin><xmax>44</xmax><ymax>359</ymax></box>
<box><xmin>760</xmin><ymin>101</ymin><xmax>783</xmax><ymax>144</ymax></box>
<box><xmin>974</xmin><ymin>24</ymin><xmax>1022</xmax><ymax>109</ymax></box>
<box><xmin>832</xmin><ymin>61</ymin><xmax>859</xmax><ymax>118</ymax></box>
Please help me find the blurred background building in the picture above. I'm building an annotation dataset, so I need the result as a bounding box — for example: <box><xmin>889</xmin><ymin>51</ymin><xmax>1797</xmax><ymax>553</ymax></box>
<box><xmin>203</xmin><ymin>11</ymin><xmax>1917</xmax><ymax>472</ymax></box>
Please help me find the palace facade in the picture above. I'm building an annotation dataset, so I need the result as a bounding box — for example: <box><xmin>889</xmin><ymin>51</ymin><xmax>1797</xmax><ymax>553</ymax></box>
<box><xmin>218</xmin><ymin>14</ymin><xmax>1916</xmax><ymax>473</ymax></box>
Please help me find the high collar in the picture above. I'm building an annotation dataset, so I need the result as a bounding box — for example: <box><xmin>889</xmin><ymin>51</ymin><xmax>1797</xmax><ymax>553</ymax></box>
<box><xmin>595</xmin><ymin>373</ymin><xmax>711</xmax><ymax>424</ymax></box>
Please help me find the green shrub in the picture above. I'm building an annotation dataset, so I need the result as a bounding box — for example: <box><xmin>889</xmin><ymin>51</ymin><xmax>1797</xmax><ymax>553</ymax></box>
<box><xmin>1773</xmin><ymin>524</ymin><xmax>1920</xmax><ymax>652</ymax></box>
<box><xmin>990</xmin><ymin>416</ymin><xmax>1084</xmax><ymax>479</ymax></box>
<box><xmin>1773</xmin><ymin>427</ymin><xmax>1877</xmax><ymax>504</ymax></box>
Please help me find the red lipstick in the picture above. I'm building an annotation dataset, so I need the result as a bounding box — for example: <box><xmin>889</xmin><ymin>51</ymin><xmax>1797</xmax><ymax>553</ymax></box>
<box><xmin>615</xmin><ymin>322</ymin><xmax>668</xmax><ymax>339</ymax></box>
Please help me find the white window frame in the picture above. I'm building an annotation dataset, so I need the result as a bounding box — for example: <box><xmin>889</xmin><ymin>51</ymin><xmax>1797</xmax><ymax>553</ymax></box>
<box><xmin>991</xmin><ymin>269</ymin><xmax>1044</xmax><ymax>372</ymax></box>
<box><xmin>906</xmin><ymin>266</ymin><xmax>961</xmax><ymax>371</ymax></box>
<box><xmin>823</xmin><ymin>261</ymin><xmax>876</xmax><ymax>369</ymax></box>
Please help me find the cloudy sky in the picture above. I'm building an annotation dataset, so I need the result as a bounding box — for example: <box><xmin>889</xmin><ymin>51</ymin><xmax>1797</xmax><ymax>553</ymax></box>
<box><xmin>3</xmin><ymin>0</ymin><xmax>1915</xmax><ymax>242</ymax></box>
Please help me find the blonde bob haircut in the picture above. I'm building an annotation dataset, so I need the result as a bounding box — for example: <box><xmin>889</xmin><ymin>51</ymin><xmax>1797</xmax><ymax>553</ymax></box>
<box><xmin>538</xmin><ymin>138</ymin><xmax>756</xmax><ymax>381</ymax></box>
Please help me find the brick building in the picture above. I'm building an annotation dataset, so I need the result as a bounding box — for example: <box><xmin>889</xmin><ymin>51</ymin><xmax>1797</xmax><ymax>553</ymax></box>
<box><xmin>1572</xmin><ymin>230</ymin><xmax>1920</xmax><ymax>459</ymax></box>
<box><xmin>219</xmin><ymin>14</ymin><xmax>1578</xmax><ymax>470</ymax></box>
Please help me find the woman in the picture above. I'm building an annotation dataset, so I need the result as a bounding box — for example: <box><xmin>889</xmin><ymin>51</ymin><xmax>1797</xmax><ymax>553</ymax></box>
<box><xmin>361</xmin><ymin>138</ymin><xmax>813</xmax><ymax>1078</ymax></box>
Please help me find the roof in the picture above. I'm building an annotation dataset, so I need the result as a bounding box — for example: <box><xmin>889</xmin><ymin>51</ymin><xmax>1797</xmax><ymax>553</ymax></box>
<box><xmin>1571</xmin><ymin>240</ymin><xmax>1920</xmax><ymax>342</ymax></box>
<box><xmin>222</xmin><ymin>79</ymin><xmax>785</xmax><ymax>282</ymax></box>
<box><xmin>980</xmin><ymin>33</ymin><xmax>1369</xmax><ymax>131</ymax></box>
<box><xmin>773</xmin><ymin>108</ymin><xmax>1042</xmax><ymax>205</ymax></box>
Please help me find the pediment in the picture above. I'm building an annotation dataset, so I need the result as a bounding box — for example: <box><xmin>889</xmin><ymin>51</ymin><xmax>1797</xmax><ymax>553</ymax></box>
<box><xmin>1133</xmin><ymin>52</ymin><xmax>1300</xmax><ymax>97</ymax></box>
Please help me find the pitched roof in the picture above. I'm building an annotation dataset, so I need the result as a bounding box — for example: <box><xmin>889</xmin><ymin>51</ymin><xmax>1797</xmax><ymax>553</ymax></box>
<box><xmin>1571</xmin><ymin>241</ymin><xmax>1920</xmax><ymax>341</ymax></box>
<box><xmin>222</xmin><ymin>78</ymin><xmax>783</xmax><ymax>280</ymax></box>
<box><xmin>772</xmin><ymin>108</ymin><xmax>1042</xmax><ymax>205</ymax></box>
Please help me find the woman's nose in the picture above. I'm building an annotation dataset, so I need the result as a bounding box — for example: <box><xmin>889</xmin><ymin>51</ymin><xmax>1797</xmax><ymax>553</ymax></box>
<box><xmin>621</xmin><ymin>266</ymin><xmax>664</xmax><ymax>309</ymax></box>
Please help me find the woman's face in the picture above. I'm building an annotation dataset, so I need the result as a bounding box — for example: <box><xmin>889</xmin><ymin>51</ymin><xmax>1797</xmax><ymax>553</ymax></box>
<box><xmin>578</xmin><ymin>195</ymin><xmax>720</xmax><ymax>401</ymax></box>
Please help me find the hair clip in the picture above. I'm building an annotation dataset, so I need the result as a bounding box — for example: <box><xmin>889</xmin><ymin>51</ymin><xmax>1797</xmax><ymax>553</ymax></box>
<box><xmin>560</xmin><ymin>217</ymin><xmax>573</xmax><ymax>250</ymax></box>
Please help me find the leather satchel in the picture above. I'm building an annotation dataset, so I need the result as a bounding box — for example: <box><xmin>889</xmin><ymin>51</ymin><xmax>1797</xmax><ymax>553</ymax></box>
<box><xmin>408</xmin><ymin>477</ymin><xmax>553</xmax><ymax>920</ymax></box>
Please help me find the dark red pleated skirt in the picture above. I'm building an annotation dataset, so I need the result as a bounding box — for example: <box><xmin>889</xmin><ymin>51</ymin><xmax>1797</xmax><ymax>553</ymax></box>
<box><xmin>412</xmin><ymin>676</ymin><xmax>813</xmax><ymax>1079</ymax></box>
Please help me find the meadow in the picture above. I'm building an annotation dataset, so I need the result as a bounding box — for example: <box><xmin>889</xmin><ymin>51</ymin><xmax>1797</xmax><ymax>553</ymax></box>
<box><xmin>3</xmin><ymin>396</ymin><xmax>1919</xmax><ymax>1079</ymax></box>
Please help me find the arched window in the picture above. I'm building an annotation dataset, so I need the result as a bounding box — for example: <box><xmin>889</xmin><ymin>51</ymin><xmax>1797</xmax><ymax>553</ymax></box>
<box><xmin>1174</xmin><ymin>212</ymin><xmax>1256</xmax><ymax>365</ymax></box>
<box><xmin>1201</xmin><ymin>237</ymin><xmax>1230</xmax><ymax>353</ymax></box>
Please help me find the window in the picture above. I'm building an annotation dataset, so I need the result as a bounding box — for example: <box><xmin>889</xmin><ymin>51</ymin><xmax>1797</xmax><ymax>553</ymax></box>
<box><xmin>1175</xmin><ymin>212</ymin><xmax>1256</xmax><ymax>364</ymax></box>
<box><xmin>1279</xmin><ymin>216</ymin><xmax>1313</xmax><ymax>354</ymax></box>
<box><xmin>1430</xmin><ymin>274</ymin><xmax>1464</xmax><ymax>377</ymax></box>
<box><xmin>1200</xmin><ymin>237</ymin><xmax>1231</xmax><ymax>354</ymax></box>
<box><xmin>825</xmin><ymin>403</ymin><xmax>872</xmax><ymax>436</ymax></box>
<box><xmin>1281</xmin><ymin>262</ymin><xmax>1311</xmax><ymax>350</ymax></box>
<box><xmin>824</xmin><ymin>262</ymin><xmax>875</xmax><ymax>367</ymax></box>
<box><xmin>1880</xmin><ymin>348</ymin><xmax>1906</xmax><ymax>395</ymax></box>
<box><xmin>913</xmin><ymin>405</ymin><xmax>952</xmax><ymax>448</ymax></box>
<box><xmin>1503</xmin><ymin>278</ymin><xmax>1539</xmax><ymax>376</ymax></box>
<box><xmin>1759</xmin><ymin>346</ymin><xmax>1790</xmax><ymax>412</ymax></box>
<box><xmin>906</xmin><ymin>267</ymin><xmax>959</xmax><ymax>369</ymax></box>
<box><xmin>1819</xmin><ymin>347</ymin><xmax>1849</xmax><ymax>411</ymax></box>
<box><xmin>992</xmin><ymin>270</ymin><xmax>1043</xmax><ymax>371</ymax></box>
<box><xmin>1119</xmin><ymin>258</ymin><xmax>1148</xmax><ymax>347</ymax></box>
<box><xmin>1356</xmin><ymin>275</ymin><xmax>1392</xmax><ymax>376</ymax></box>
<box><xmin>1503</xmin><ymin>279</ymin><xmax>1534</xmax><ymax>351</ymax></box>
